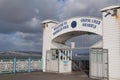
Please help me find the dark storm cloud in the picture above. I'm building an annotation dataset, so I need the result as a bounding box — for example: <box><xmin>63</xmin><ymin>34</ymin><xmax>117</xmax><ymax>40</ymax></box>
<box><xmin>16</xmin><ymin>32</ymin><xmax>43</xmax><ymax>51</ymax></box>
<box><xmin>0</xmin><ymin>33</ymin><xmax>42</xmax><ymax>51</ymax></box>
<box><xmin>0</xmin><ymin>34</ymin><xmax>15</xmax><ymax>51</ymax></box>
<box><xmin>0</xmin><ymin>0</ymin><xmax>59</xmax><ymax>34</ymax></box>
<box><xmin>0</xmin><ymin>0</ymin><xmax>119</xmax><ymax>34</ymax></box>
<box><xmin>0</xmin><ymin>0</ymin><xmax>119</xmax><ymax>51</ymax></box>
<box><xmin>0</xmin><ymin>0</ymin><xmax>36</xmax><ymax>23</ymax></box>
<box><xmin>17</xmin><ymin>32</ymin><xmax>43</xmax><ymax>44</ymax></box>
<box><xmin>0</xmin><ymin>20</ymin><xmax>43</xmax><ymax>34</ymax></box>
<box><xmin>0</xmin><ymin>32</ymin><xmax>43</xmax><ymax>51</ymax></box>
<box><xmin>0</xmin><ymin>0</ymin><xmax>60</xmax><ymax>51</ymax></box>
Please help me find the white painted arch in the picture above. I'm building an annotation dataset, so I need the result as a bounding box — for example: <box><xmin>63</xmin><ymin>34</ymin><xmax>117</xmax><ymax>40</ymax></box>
<box><xmin>51</xmin><ymin>17</ymin><xmax>102</xmax><ymax>43</ymax></box>
<box><xmin>42</xmin><ymin>17</ymin><xmax>103</xmax><ymax>73</ymax></box>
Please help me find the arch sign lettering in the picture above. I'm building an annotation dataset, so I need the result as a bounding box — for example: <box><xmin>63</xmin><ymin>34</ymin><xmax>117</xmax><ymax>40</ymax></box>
<box><xmin>51</xmin><ymin>17</ymin><xmax>102</xmax><ymax>40</ymax></box>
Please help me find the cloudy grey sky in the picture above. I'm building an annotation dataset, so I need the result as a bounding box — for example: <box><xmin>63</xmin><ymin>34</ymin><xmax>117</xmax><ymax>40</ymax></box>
<box><xmin>0</xmin><ymin>0</ymin><xmax>119</xmax><ymax>51</ymax></box>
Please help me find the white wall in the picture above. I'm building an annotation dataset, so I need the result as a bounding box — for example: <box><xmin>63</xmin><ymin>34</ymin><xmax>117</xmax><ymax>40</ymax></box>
<box><xmin>101</xmin><ymin>6</ymin><xmax>120</xmax><ymax>80</ymax></box>
<box><xmin>42</xmin><ymin>20</ymin><xmax>58</xmax><ymax>72</ymax></box>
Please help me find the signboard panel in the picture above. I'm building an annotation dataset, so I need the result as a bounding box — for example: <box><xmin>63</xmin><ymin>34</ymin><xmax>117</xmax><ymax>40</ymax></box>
<box><xmin>52</xmin><ymin>17</ymin><xmax>102</xmax><ymax>39</ymax></box>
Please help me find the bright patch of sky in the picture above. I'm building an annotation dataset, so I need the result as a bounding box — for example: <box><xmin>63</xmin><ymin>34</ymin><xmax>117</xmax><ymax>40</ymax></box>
<box><xmin>57</xmin><ymin>0</ymin><xmax>66</xmax><ymax>20</ymax></box>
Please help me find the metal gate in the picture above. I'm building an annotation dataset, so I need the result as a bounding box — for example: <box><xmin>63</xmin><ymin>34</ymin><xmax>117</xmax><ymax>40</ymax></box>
<box><xmin>46</xmin><ymin>50</ymin><xmax>59</xmax><ymax>72</ymax></box>
<box><xmin>90</xmin><ymin>48</ymin><xmax>108</xmax><ymax>80</ymax></box>
<box><xmin>103</xmin><ymin>49</ymin><xmax>108</xmax><ymax>80</ymax></box>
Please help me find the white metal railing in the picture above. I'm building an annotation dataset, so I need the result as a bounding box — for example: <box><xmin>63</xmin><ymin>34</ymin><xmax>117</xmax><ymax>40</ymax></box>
<box><xmin>0</xmin><ymin>58</ymin><xmax>42</xmax><ymax>74</ymax></box>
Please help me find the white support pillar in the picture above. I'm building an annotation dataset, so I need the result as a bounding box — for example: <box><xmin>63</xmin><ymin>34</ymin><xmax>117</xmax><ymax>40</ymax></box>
<box><xmin>42</xmin><ymin>20</ymin><xmax>58</xmax><ymax>72</ymax></box>
<box><xmin>101</xmin><ymin>5</ymin><xmax>120</xmax><ymax>80</ymax></box>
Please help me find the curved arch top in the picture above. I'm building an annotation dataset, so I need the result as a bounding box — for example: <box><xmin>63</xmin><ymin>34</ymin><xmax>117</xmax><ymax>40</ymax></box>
<box><xmin>51</xmin><ymin>17</ymin><xmax>102</xmax><ymax>43</ymax></box>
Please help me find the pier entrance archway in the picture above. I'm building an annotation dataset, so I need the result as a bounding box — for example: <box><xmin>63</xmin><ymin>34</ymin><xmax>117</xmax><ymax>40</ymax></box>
<box><xmin>42</xmin><ymin>17</ymin><xmax>105</xmax><ymax>77</ymax></box>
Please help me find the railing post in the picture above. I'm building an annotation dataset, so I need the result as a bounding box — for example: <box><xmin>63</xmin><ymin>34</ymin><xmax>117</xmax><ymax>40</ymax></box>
<box><xmin>0</xmin><ymin>58</ymin><xmax>1</xmax><ymax>74</ymax></box>
<box><xmin>13</xmin><ymin>57</ymin><xmax>16</xmax><ymax>73</ymax></box>
<box><xmin>40</xmin><ymin>58</ymin><xmax>43</xmax><ymax>71</ymax></box>
<box><xmin>28</xmin><ymin>57</ymin><xmax>31</xmax><ymax>72</ymax></box>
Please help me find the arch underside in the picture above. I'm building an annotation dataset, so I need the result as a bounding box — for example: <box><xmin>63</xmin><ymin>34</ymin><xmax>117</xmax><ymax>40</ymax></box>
<box><xmin>52</xmin><ymin>31</ymin><xmax>97</xmax><ymax>44</ymax></box>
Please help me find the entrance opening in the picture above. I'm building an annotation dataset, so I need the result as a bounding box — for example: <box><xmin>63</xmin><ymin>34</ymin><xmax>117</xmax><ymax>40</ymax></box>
<box><xmin>65</xmin><ymin>34</ymin><xmax>103</xmax><ymax>77</ymax></box>
<box><xmin>42</xmin><ymin>17</ymin><xmax>109</xmax><ymax>79</ymax></box>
